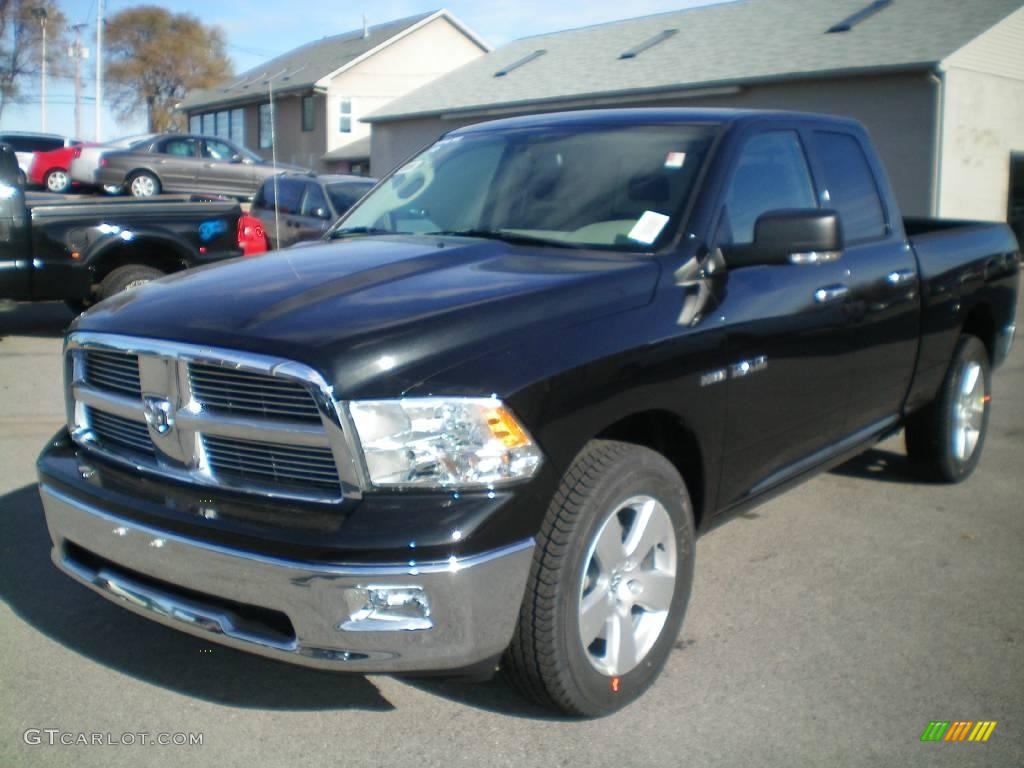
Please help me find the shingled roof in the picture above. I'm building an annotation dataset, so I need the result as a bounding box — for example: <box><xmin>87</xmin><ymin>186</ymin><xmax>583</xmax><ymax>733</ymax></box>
<box><xmin>366</xmin><ymin>0</ymin><xmax>1024</xmax><ymax>123</ymax></box>
<box><xmin>182</xmin><ymin>10</ymin><xmax>487</xmax><ymax>112</ymax></box>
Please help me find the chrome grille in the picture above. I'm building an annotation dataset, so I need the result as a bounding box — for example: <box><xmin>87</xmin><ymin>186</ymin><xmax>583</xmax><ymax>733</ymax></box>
<box><xmin>84</xmin><ymin>349</ymin><xmax>141</xmax><ymax>396</ymax></box>
<box><xmin>87</xmin><ymin>406</ymin><xmax>156</xmax><ymax>456</ymax></box>
<box><xmin>65</xmin><ymin>333</ymin><xmax>363</xmax><ymax>502</ymax></box>
<box><xmin>203</xmin><ymin>435</ymin><xmax>341</xmax><ymax>492</ymax></box>
<box><xmin>189</xmin><ymin>363</ymin><xmax>322</xmax><ymax>422</ymax></box>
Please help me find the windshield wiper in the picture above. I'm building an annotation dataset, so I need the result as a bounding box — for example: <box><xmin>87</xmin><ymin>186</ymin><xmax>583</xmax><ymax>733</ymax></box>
<box><xmin>327</xmin><ymin>226</ymin><xmax>394</xmax><ymax>239</ymax></box>
<box><xmin>426</xmin><ymin>229</ymin><xmax>584</xmax><ymax>249</ymax></box>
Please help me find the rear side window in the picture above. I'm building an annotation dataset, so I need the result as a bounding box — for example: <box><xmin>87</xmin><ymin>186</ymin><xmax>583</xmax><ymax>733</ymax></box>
<box><xmin>813</xmin><ymin>131</ymin><xmax>886</xmax><ymax>242</ymax></box>
<box><xmin>1</xmin><ymin>136</ymin><xmax>63</xmax><ymax>152</ymax></box>
<box><xmin>160</xmin><ymin>138</ymin><xmax>196</xmax><ymax>157</ymax></box>
<box><xmin>720</xmin><ymin>131</ymin><xmax>817</xmax><ymax>245</ymax></box>
<box><xmin>265</xmin><ymin>177</ymin><xmax>304</xmax><ymax>215</ymax></box>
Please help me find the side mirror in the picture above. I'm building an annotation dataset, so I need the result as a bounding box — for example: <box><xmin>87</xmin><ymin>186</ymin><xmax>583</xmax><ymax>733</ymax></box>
<box><xmin>230</xmin><ymin>154</ymin><xmax>244</xmax><ymax>164</ymax></box>
<box><xmin>314</xmin><ymin>207</ymin><xmax>331</xmax><ymax>220</ymax></box>
<box><xmin>725</xmin><ymin>209</ymin><xmax>843</xmax><ymax>268</ymax></box>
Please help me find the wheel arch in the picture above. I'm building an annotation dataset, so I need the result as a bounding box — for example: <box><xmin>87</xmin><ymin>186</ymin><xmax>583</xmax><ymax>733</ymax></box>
<box><xmin>87</xmin><ymin>236</ymin><xmax>189</xmax><ymax>284</ymax></box>
<box><xmin>961</xmin><ymin>301</ymin><xmax>996</xmax><ymax>362</ymax></box>
<box><xmin>595</xmin><ymin>409</ymin><xmax>707</xmax><ymax>530</ymax></box>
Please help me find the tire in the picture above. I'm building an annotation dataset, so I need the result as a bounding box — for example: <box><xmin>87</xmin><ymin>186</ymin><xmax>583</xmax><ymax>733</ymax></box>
<box><xmin>503</xmin><ymin>440</ymin><xmax>695</xmax><ymax>717</ymax></box>
<box><xmin>905</xmin><ymin>335</ymin><xmax>991</xmax><ymax>483</ymax></box>
<box><xmin>102</xmin><ymin>184</ymin><xmax>124</xmax><ymax>196</ymax></box>
<box><xmin>97</xmin><ymin>265</ymin><xmax>165</xmax><ymax>301</ymax></box>
<box><xmin>45</xmin><ymin>168</ymin><xmax>71</xmax><ymax>193</ymax></box>
<box><xmin>127</xmin><ymin>171</ymin><xmax>160</xmax><ymax>198</ymax></box>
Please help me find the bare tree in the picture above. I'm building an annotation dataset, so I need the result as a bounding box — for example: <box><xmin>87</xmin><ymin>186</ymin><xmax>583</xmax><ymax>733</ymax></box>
<box><xmin>104</xmin><ymin>6</ymin><xmax>231</xmax><ymax>132</ymax></box>
<box><xmin>0</xmin><ymin>0</ymin><xmax>68</xmax><ymax>122</ymax></box>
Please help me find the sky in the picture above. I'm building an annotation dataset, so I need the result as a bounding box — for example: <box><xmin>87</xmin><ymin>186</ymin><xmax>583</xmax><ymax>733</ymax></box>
<box><xmin>0</xmin><ymin>0</ymin><xmax>721</xmax><ymax>141</ymax></box>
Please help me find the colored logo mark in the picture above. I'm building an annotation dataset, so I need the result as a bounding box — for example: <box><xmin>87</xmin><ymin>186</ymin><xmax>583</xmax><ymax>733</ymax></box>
<box><xmin>920</xmin><ymin>721</ymin><xmax>997</xmax><ymax>742</ymax></box>
<box><xmin>199</xmin><ymin>219</ymin><xmax>228</xmax><ymax>242</ymax></box>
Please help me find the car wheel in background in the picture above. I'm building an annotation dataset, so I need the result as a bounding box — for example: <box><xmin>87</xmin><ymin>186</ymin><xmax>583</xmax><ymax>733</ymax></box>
<box><xmin>905</xmin><ymin>334</ymin><xmax>991</xmax><ymax>483</ymax></box>
<box><xmin>127</xmin><ymin>172</ymin><xmax>160</xmax><ymax>198</ymax></box>
<box><xmin>102</xmin><ymin>184</ymin><xmax>124</xmax><ymax>195</ymax></box>
<box><xmin>45</xmin><ymin>169</ymin><xmax>72</xmax><ymax>193</ymax></box>
<box><xmin>97</xmin><ymin>265</ymin><xmax>165</xmax><ymax>301</ymax></box>
<box><xmin>503</xmin><ymin>440</ymin><xmax>695</xmax><ymax>717</ymax></box>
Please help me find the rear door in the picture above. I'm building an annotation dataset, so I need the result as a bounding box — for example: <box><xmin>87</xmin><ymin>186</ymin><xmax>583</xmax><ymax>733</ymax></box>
<box><xmin>714</xmin><ymin>124</ymin><xmax>855</xmax><ymax>508</ymax></box>
<box><xmin>154</xmin><ymin>137</ymin><xmax>200</xmax><ymax>191</ymax></box>
<box><xmin>199</xmin><ymin>138</ymin><xmax>254</xmax><ymax>197</ymax></box>
<box><xmin>807</xmin><ymin>128</ymin><xmax>919</xmax><ymax>430</ymax></box>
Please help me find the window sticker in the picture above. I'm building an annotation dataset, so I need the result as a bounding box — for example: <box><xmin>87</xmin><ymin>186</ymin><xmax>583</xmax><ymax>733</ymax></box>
<box><xmin>664</xmin><ymin>151</ymin><xmax>686</xmax><ymax>169</ymax></box>
<box><xmin>628</xmin><ymin>210</ymin><xmax>670</xmax><ymax>245</ymax></box>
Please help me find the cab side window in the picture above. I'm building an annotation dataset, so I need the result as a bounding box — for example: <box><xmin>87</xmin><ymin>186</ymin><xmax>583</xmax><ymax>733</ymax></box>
<box><xmin>812</xmin><ymin>131</ymin><xmax>887</xmax><ymax>243</ymax></box>
<box><xmin>720</xmin><ymin>131</ymin><xmax>817</xmax><ymax>245</ymax></box>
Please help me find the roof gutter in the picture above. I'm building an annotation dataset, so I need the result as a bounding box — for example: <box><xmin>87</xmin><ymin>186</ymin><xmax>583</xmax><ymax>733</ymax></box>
<box><xmin>364</xmin><ymin>62</ymin><xmax>937</xmax><ymax>124</ymax></box>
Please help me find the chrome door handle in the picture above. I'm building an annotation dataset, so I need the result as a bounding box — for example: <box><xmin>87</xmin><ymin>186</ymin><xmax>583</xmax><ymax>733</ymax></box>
<box><xmin>814</xmin><ymin>284</ymin><xmax>849</xmax><ymax>304</ymax></box>
<box><xmin>887</xmin><ymin>269</ymin><xmax>916</xmax><ymax>286</ymax></box>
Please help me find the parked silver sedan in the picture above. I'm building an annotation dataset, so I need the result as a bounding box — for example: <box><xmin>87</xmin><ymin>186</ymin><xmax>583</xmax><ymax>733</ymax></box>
<box><xmin>95</xmin><ymin>133</ymin><xmax>309</xmax><ymax>199</ymax></box>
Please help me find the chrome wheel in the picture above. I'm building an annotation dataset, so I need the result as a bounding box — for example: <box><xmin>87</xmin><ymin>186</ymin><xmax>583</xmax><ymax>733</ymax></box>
<box><xmin>130</xmin><ymin>175</ymin><xmax>156</xmax><ymax>197</ymax></box>
<box><xmin>952</xmin><ymin>360</ymin><xmax>985</xmax><ymax>462</ymax></box>
<box><xmin>46</xmin><ymin>170</ymin><xmax>70</xmax><ymax>192</ymax></box>
<box><xmin>578</xmin><ymin>495</ymin><xmax>676</xmax><ymax>677</ymax></box>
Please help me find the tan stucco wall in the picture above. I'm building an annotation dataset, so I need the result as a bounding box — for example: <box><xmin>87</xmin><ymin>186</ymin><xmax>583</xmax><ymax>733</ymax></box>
<box><xmin>371</xmin><ymin>72</ymin><xmax>940</xmax><ymax>216</ymax></box>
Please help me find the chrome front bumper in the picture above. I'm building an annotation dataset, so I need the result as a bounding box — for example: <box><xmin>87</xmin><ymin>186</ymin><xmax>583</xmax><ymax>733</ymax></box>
<box><xmin>40</xmin><ymin>484</ymin><xmax>534</xmax><ymax>672</ymax></box>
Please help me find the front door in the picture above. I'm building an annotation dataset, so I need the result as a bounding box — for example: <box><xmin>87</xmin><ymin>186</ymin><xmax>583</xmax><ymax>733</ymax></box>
<box><xmin>200</xmin><ymin>139</ymin><xmax>253</xmax><ymax>198</ymax></box>
<box><xmin>712</xmin><ymin>126</ymin><xmax>854</xmax><ymax>509</ymax></box>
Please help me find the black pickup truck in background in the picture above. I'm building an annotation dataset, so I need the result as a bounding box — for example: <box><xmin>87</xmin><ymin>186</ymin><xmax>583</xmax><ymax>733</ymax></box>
<box><xmin>0</xmin><ymin>143</ymin><xmax>242</xmax><ymax>311</ymax></box>
<box><xmin>36</xmin><ymin>109</ymin><xmax>1019</xmax><ymax>716</ymax></box>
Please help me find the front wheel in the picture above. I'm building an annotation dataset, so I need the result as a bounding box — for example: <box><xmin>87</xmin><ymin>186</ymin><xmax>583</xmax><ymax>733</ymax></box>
<box><xmin>503</xmin><ymin>440</ymin><xmax>695</xmax><ymax>717</ymax></box>
<box><xmin>905</xmin><ymin>335</ymin><xmax>991</xmax><ymax>482</ymax></box>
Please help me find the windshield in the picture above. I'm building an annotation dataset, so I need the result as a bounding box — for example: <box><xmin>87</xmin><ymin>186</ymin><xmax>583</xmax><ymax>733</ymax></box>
<box><xmin>326</xmin><ymin>181</ymin><xmax>375</xmax><ymax>213</ymax></box>
<box><xmin>333</xmin><ymin>123</ymin><xmax>717</xmax><ymax>251</ymax></box>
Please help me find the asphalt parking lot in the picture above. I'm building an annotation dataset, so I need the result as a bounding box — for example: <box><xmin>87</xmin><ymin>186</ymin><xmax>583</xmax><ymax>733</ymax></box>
<box><xmin>0</xmin><ymin>300</ymin><xmax>1021</xmax><ymax>768</ymax></box>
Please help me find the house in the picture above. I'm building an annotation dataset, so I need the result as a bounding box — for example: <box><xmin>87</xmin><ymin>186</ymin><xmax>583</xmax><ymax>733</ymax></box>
<box><xmin>365</xmin><ymin>0</ymin><xmax>1024</xmax><ymax>235</ymax></box>
<box><xmin>181</xmin><ymin>10</ymin><xmax>488</xmax><ymax>175</ymax></box>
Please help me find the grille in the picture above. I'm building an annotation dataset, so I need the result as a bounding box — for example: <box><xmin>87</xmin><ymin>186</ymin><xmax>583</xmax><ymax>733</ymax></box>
<box><xmin>203</xmin><ymin>435</ymin><xmax>341</xmax><ymax>492</ymax></box>
<box><xmin>87</xmin><ymin>406</ymin><xmax>155</xmax><ymax>456</ymax></box>
<box><xmin>189</xmin><ymin>363</ymin><xmax>322</xmax><ymax>423</ymax></box>
<box><xmin>84</xmin><ymin>350</ymin><xmax>141</xmax><ymax>396</ymax></box>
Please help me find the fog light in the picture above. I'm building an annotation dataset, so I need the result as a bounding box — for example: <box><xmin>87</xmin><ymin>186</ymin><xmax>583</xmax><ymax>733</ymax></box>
<box><xmin>340</xmin><ymin>586</ymin><xmax>432</xmax><ymax>631</ymax></box>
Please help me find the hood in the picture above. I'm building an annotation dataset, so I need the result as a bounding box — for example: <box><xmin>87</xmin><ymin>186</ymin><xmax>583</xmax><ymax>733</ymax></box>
<box><xmin>75</xmin><ymin>235</ymin><xmax>659</xmax><ymax>398</ymax></box>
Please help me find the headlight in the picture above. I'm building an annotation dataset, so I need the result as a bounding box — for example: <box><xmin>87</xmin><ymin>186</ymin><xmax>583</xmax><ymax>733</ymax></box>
<box><xmin>348</xmin><ymin>397</ymin><xmax>542</xmax><ymax>488</ymax></box>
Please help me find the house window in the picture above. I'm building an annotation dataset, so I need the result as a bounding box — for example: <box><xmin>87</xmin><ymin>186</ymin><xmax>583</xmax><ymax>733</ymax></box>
<box><xmin>189</xmin><ymin>115</ymin><xmax>200</xmax><ymax>133</ymax></box>
<box><xmin>302</xmin><ymin>95</ymin><xmax>314</xmax><ymax>132</ymax></box>
<box><xmin>338</xmin><ymin>97</ymin><xmax>352</xmax><ymax>133</ymax></box>
<box><xmin>259</xmin><ymin>103</ymin><xmax>273</xmax><ymax>149</ymax></box>
<box><xmin>201</xmin><ymin>113</ymin><xmax>214</xmax><ymax>135</ymax></box>
<box><xmin>215</xmin><ymin>110</ymin><xmax>229</xmax><ymax>138</ymax></box>
<box><xmin>230</xmin><ymin>108</ymin><xmax>245</xmax><ymax>146</ymax></box>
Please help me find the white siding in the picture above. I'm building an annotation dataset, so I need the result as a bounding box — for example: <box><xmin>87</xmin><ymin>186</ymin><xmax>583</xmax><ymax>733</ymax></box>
<box><xmin>944</xmin><ymin>6</ymin><xmax>1024</xmax><ymax>80</ymax></box>
<box><xmin>937</xmin><ymin>66</ymin><xmax>1024</xmax><ymax>221</ymax></box>
<box><xmin>325</xmin><ymin>16</ymin><xmax>485</xmax><ymax>155</ymax></box>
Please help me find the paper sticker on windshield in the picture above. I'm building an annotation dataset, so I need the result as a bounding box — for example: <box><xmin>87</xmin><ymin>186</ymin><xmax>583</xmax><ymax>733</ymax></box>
<box><xmin>664</xmin><ymin>152</ymin><xmax>686</xmax><ymax>169</ymax></box>
<box><xmin>628</xmin><ymin>211</ymin><xmax>670</xmax><ymax>245</ymax></box>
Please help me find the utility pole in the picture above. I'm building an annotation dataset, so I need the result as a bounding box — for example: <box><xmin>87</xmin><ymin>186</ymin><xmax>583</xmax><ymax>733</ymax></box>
<box><xmin>30</xmin><ymin>7</ymin><xmax>48</xmax><ymax>131</ymax></box>
<box><xmin>95</xmin><ymin>0</ymin><xmax>104</xmax><ymax>141</ymax></box>
<box><xmin>70</xmin><ymin>25</ymin><xmax>89</xmax><ymax>139</ymax></box>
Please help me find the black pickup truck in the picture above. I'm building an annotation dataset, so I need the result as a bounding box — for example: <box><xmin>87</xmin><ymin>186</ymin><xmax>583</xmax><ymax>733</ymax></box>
<box><xmin>36</xmin><ymin>109</ymin><xmax>1019</xmax><ymax>716</ymax></box>
<box><xmin>0</xmin><ymin>143</ymin><xmax>242</xmax><ymax>311</ymax></box>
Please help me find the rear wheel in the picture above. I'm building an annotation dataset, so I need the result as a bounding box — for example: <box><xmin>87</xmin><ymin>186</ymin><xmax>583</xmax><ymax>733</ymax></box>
<box><xmin>503</xmin><ymin>440</ymin><xmax>695</xmax><ymax>717</ymax></box>
<box><xmin>905</xmin><ymin>335</ymin><xmax>991</xmax><ymax>482</ymax></box>
<box><xmin>45</xmin><ymin>168</ymin><xmax>71</xmax><ymax>193</ymax></box>
<box><xmin>97</xmin><ymin>265</ymin><xmax>165</xmax><ymax>301</ymax></box>
<box><xmin>128</xmin><ymin>171</ymin><xmax>160</xmax><ymax>198</ymax></box>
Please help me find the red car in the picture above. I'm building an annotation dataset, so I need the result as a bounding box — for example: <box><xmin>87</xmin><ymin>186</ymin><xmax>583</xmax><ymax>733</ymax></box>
<box><xmin>27</xmin><ymin>143</ymin><xmax>91</xmax><ymax>193</ymax></box>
